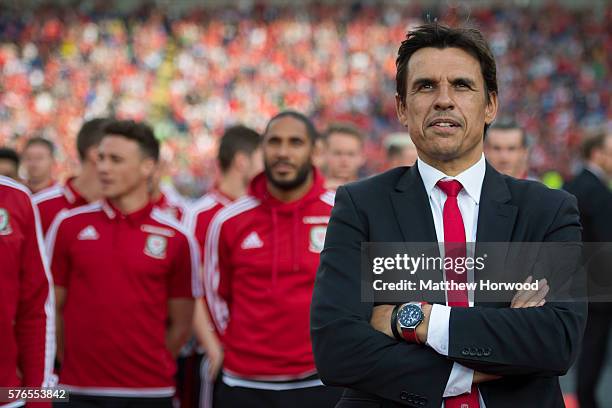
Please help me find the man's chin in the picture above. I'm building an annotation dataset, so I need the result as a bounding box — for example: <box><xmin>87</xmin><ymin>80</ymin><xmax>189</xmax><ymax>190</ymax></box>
<box><xmin>269</xmin><ymin>176</ymin><xmax>299</xmax><ymax>190</ymax></box>
<box><xmin>101</xmin><ymin>190</ymin><xmax>119</xmax><ymax>200</ymax></box>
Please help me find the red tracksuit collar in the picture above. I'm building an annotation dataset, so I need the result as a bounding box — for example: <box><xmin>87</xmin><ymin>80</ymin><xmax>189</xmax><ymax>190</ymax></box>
<box><xmin>247</xmin><ymin>167</ymin><xmax>327</xmax><ymax>292</ymax></box>
<box><xmin>101</xmin><ymin>199</ymin><xmax>154</xmax><ymax>225</ymax></box>
<box><xmin>64</xmin><ymin>177</ymin><xmax>88</xmax><ymax>206</ymax></box>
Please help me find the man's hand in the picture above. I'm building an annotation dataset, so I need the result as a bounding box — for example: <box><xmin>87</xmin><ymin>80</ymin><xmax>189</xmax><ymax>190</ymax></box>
<box><xmin>511</xmin><ymin>276</ymin><xmax>549</xmax><ymax>308</ymax></box>
<box><xmin>206</xmin><ymin>336</ymin><xmax>224</xmax><ymax>381</ymax></box>
<box><xmin>370</xmin><ymin>304</ymin><xmax>395</xmax><ymax>338</ymax></box>
<box><xmin>474</xmin><ymin>370</ymin><xmax>501</xmax><ymax>384</ymax></box>
<box><xmin>370</xmin><ymin>303</ymin><xmax>432</xmax><ymax>344</ymax></box>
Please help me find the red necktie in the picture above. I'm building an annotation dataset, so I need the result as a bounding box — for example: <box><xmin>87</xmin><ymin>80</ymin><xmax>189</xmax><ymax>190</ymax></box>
<box><xmin>436</xmin><ymin>180</ymin><xmax>480</xmax><ymax>408</ymax></box>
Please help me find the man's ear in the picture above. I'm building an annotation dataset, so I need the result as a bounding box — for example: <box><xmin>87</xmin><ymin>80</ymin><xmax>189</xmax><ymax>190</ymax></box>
<box><xmin>395</xmin><ymin>94</ymin><xmax>408</xmax><ymax>127</ymax></box>
<box><xmin>232</xmin><ymin>152</ymin><xmax>248</xmax><ymax>173</ymax></box>
<box><xmin>485</xmin><ymin>92</ymin><xmax>499</xmax><ymax>126</ymax></box>
<box><xmin>141</xmin><ymin>157</ymin><xmax>157</xmax><ymax>178</ymax></box>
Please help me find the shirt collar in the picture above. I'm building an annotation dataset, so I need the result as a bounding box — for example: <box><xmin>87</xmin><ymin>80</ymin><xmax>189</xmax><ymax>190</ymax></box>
<box><xmin>64</xmin><ymin>177</ymin><xmax>87</xmax><ymax>205</ymax></box>
<box><xmin>417</xmin><ymin>153</ymin><xmax>486</xmax><ymax>204</ymax></box>
<box><xmin>101</xmin><ymin>199</ymin><xmax>153</xmax><ymax>224</ymax></box>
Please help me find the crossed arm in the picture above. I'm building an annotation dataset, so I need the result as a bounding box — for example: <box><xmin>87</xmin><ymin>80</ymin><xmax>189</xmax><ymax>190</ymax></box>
<box><xmin>369</xmin><ymin>276</ymin><xmax>550</xmax><ymax>387</ymax></box>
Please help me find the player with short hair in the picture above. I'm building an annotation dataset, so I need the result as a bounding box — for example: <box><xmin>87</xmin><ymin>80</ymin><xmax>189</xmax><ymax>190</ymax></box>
<box><xmin>0</xmin><ymin>147</ymin><xmax>21</xmax><ymax>180</ymax></box>
<box><xmin>22</xmin><ymin>137</ymin><xmax>57</xmax><ymax>194</ymax></box>
<box><xmin>47</xmin><ymin>119</ymin><xmax>200</xmax><ymax>408</ymax></box>
<box><xmin>205</xmin><ymin>111</ymin><xmax>341</xmax><ymax>408</ymax></box>
<box><xmin>320</xmin><ymin>122</ymin><xmax>366</xmax><ymax>190</ymax></box>
<box><xmin>34</xmin><ymin>118</ymin><xmax>111</xmax><ymax>235</ymax></box>
<box><xmin>179</xmin><ymin>124</ymin><xmax>262</xmax><ymax>408</ymax></box>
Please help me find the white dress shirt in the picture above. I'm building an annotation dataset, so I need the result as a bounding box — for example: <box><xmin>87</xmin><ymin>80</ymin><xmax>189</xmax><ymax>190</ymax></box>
<box><xmin>416</xmin><ymin>154</ymin><xmax>487</xmax><ymax>407</ymax></box>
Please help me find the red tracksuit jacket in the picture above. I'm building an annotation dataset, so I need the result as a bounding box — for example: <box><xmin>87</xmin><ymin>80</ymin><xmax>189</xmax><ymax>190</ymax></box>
<box><xmin>204</xmin><ymin>169</ymin><xmax>334</xmax><ymax>383</ymax></box>
<box><xmin>0</xmin><ymin>176</ymin><xmax>55</xmax><ymax>394</ymax></box>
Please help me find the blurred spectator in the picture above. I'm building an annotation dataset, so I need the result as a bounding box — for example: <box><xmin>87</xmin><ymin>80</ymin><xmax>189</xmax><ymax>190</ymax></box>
<box><xmin>321</xmin><ymin>122</ymin><xmax>366</xmax><ymax>190</ymax></box>
<box><xmin>484</xmin><ymin>121</ymin><xmax>530</xmax><ymax>179</ymax></box>
<box><xmin>0</xmin><ymin>1</ymin><xmax>609</xmax><ymax>189</ymax></box>
<box><xmin>22</xmin><ymin>137</ymin><xmax>56</xmax><ymax>193</ymax></box>
<box><xmin>383</xmin><ymin>132</ymin><xmax>418</xmax><ymax>169</ymax></box>
<box><xmin>0</xmin><ymin>147</ymin><xmax>20</xmax><ymax>180</ymax></box>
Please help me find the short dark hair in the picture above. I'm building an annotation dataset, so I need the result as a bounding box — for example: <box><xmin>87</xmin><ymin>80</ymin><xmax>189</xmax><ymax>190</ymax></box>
<box><xmin>103</xmin><ymin>120</ymin><xmax>159</xmax><ymax>161</ymax></box>
<box><xmin>0</xmin><ymin>147</ymin><xmax>20</xmax><ymax>168</ymax></box>
<box><xmin>24</xmin><ymin>137</ymin><xmax>55</xmax><ymax>156</ymax></box>
<box><xmin>77</xmin><ymin>118</ymin><xmax>112</xmax><ymax>161</ymax></box>
<box><xmin>264</xmin><ymin>110</ymin><xmax>318</xmax><ymax>144</ymax></box>
<box><xmin>322</xmin><ymin>122</ymin><xmax>365</xmax><ymax>146</ymax></box>
<box><xmin>581</xmin><ymin>129</ymin><xmax>611</xmax><ymax>161</ymax></box>
<box><xmin>386</xmin><ymin>144</ymin><xmax>404</xmax><ymax>160</ymax></box>
<box><xmin>485</xmin><ymin>120</ymin><xmax>528</xmax><ymax>148</ymax></box>
<box><xmin>396</xmin><ymin>23</ymin><xmax>498</xmax><ymax>134</ymax></box>
<box><xmin>218</xmin><ymin>125</ymin><xmax>261</xmax><ymax>172</ymax></box>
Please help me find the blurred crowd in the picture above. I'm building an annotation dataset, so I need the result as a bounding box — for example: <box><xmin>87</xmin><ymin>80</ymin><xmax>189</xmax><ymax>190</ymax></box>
<box><xmin>0</xmin><ymin>1</ymin><xmax>610</xmax><ymax>196</ymax></box>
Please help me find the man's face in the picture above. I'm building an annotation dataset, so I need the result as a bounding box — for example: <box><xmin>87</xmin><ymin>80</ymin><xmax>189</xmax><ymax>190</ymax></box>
<box><xmin>22</xmin><ymin>144</ymin><xmax>54</xmax><ymax>182</ymax></box>
<box><xmin>0</xmin><ymin>160</ymin><xmax>19</xmax><ymax>180</ymax></box>
<box><xmin>484</xmin><ymin>128</ymin><xmax>527</xmax><ymax>178</ymax></box>
<box><xmin>324</xmin><ymin>132</ymin><xmax>365</xmax><ymax>182</ymax></box>
<box><xmin>97</xmin><ymin>135</ymin><xmax>155</xmax><ymax>200</ymax></box>
<box><xmin>388</xmin><ymin>145</ymin><xmax>418</xmax><ymax>169</ymax></box>
<box><xmin>396</xmin><ymin>47</ymin><xmax>498</xmax><ymax>166</ymax></box>
<box><xmin>263</xmin><ymin>116</ymin><xmax>313</xmax><ymax>191</ymax></box>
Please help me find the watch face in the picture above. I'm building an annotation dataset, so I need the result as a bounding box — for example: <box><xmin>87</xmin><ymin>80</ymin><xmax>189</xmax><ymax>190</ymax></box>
<box><xmin>398</xmin><ymin>304</ymin><xmax>424</xmax><ymax>328</ymax></box>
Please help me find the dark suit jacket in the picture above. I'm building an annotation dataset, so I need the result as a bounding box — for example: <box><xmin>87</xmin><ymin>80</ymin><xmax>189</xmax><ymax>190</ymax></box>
<box><xmin>311</xmin><ymin>163</ymin><xmax>587</xmax><ymax>408</ymax></box>
<box><xmin>564</xmin><ymin>168</ymin><xmax>612</xmax><ymax>243</ymax></box>
<box><xmin>564</xmin><ymin>168</ymin><xmax>612</xmax><ymax>313</ymax></box>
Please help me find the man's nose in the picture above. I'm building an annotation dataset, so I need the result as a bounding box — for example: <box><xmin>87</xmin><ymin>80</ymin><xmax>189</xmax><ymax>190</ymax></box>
<box><xmin>433</xmin><ymin>85</ymin><xmax>455</xmax><ymax>111</ymax></box>
<box><xmin>97</xmin><ymin>158</ymin><xmax>109</xmax><ymax>172</ymax></box>
<box><xmin>277</xmin><ymin>142</ymin><xmax>290</xmax><ymax>157</ymax></box>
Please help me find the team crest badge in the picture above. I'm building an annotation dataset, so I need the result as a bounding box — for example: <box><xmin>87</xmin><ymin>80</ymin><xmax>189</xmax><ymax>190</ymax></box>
<box><xmin>309</xmin><ymin>226</ymin><xmax>327</xmax><ymax>253</ymax></box>
<box><xmin>145</xmin><ymin>234</ymin><xmax>167</xmax><ymax>259</ymax></box>
<box><xmin>0</xmin><ymin>208</ymin><xmax>12</xmax><ymax>235</ymax></box>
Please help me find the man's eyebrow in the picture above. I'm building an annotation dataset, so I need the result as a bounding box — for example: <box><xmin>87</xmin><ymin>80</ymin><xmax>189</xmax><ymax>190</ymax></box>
<box><xmin>451</xmin><ymin>77</ymin><xmax>477</xmax><ymax>87</ymax></box>
<box><xmin>410</xmin><ymin>78</ymin><xmax>436</xmax><ymax>88</ymax></box>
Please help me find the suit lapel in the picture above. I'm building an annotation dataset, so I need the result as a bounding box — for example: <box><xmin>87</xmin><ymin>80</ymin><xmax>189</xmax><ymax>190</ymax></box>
<box><xmin>390</xmin><ymin>165</ymin><xmax>437</xmax><ymax>243</ymax></box>
<box><xmin>476</xmin><ymin>163</ymin><xmax>518</xmax><ymax>243</ymax></box>
<box><xmin>475</xmin><ymin>164</ymin><xmax>518</xmax><ymax>306</ymax></box>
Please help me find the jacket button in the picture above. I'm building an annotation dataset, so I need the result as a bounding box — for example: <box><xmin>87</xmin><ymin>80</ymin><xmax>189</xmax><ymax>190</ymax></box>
<box><xmin>400</xmin><ymin>391</ymin><xmax>409</xmax><ymax>400</ymax></box>
<box><xmin>461</xmin><ymin>348</ymin><xmax>469</xmax><ymax>356</ymax></box>
<box><xmin>477</xmin><ymin>348</ymin><xmax>483</xmax><ymax>357</ymax></box>
<box><xmin>484</xmin><ymin>348</ymin><xmax>491</xmax><ymax>357</ymax></box>
<box><xmin>470</xmin><ymin>347</ymin><xmax>478</xmax><ymax>356</ymax></box>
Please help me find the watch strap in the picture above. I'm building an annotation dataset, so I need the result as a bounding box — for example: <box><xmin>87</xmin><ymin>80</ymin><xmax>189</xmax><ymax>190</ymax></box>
<box><xmin>390</xmin><ymin>304</ymin><xmax>402</xmax><ymax>341</ymax></box>
<box><xmin>401</xmin><ymin>326</ymin><xmax>421</xmax><ymax>344</ymax></box>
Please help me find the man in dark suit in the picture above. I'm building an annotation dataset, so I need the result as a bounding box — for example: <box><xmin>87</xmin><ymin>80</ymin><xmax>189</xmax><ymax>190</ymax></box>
<box><xmin>565</xmin><ymin>130</ymin><xmax>612</xmax><ymax>408</ymax></box>
<box><xmin>311</xmin><ymin>23</ymin><xmax>586</xmax><ymax>408</ymax></box>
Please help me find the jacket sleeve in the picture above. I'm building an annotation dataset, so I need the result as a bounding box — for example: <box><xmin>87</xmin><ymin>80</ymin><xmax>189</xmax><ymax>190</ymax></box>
<box><xmin>203</xmin><ymin>213</ymin><xmax>233</xmax><ymax>336</ymax></box>
<box><xmin>447</xmin><ymin>195</ymin><xmax>587</xmax><ymax>376</ymax></box>
<box><xmin>16</xmin><ymin>193</ymin><xmax>55</xmax><ymax>388</ymax></box>
<box><xmin>311</xmin><ymin>186</ymin><xmax>454</xmax><ymax>406</ymax></box>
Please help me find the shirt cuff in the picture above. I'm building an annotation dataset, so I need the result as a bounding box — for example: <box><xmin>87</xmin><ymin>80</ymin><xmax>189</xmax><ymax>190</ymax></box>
<box><xmin>425</xmin><ymin>304</ymin><xmax>451</xmax><ymax>356</ymax></box>
<box><xmin>443</xmin><ymin>363</ymin><xmax>475</xmax><ymax>397</ymax></box>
